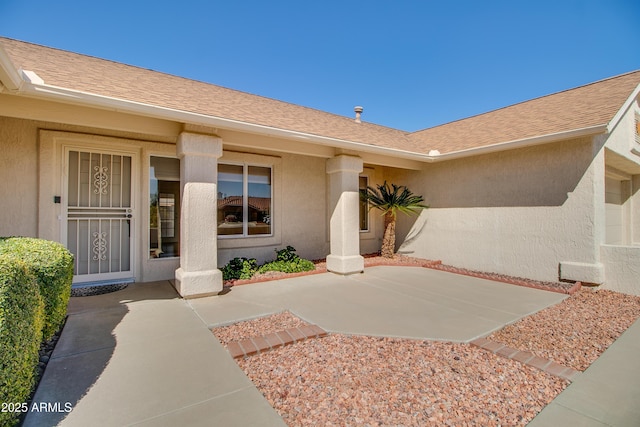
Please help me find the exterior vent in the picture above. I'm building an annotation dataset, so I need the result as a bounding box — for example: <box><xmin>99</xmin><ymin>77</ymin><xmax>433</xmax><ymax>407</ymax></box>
<box><xmin>354</xmin><ymin>106</ymin><xmax>363</xmax><ymax>123</ymax></box>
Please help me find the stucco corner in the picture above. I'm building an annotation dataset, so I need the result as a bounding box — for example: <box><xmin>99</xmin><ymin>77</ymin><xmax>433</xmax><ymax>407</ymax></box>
<box><xmin>559</xmin><ymin>261</ymin><xmax>605</xmax><ymax>284</ymax></box>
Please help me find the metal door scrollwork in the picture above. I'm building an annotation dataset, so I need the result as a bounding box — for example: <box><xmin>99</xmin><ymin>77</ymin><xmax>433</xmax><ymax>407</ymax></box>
<box><xmin>92</xmin><ymin>231</ymin><xmax>108</xmax><ymax>261</ymax></box>
<box><xmin>93</xmin><ymin>165</ymin><xmax>109</xmax><ymax>195</ymax></box>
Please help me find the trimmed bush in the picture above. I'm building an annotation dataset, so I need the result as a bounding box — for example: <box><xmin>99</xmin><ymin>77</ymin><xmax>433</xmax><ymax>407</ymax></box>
<box><xmin>221</xmin><ymin>257</ymin><xmax>258</xmax><ymax>281</ymax></box>
<box><xmin>221</xmin><ymin>246</ymin><xmax>316</xmax><ymax>281</ymax></box>
<box><xmin>0</xmin><ymin>238</ymin><xmax>74</xmax><ymax>340</ymax></box>
<box><xmin>257</xmin><ymin>258</ymin><xmax>315</xmax><ymax>274</ymax></box>
<box><xmin>257</xmin><ymin>246</ymin><xmax>315</xmax><ymax>274</ymax></box>
<box><xmin>0</xmin><ymin>258</ymin><xmax>45</xmax><ymax>427</ymax></box>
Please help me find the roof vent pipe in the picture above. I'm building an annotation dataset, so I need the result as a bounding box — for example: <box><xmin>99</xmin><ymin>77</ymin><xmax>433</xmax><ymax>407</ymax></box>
<box><xmin>354</xmin><ymin>106</ymin><xmax>363</xmax><ymax>123</ymax></box>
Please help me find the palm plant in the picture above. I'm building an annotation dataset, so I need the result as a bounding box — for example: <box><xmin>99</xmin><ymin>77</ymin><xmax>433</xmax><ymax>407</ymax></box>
<box><xmin>361</xmin><ymin>181</ymin><xmax>428</xmax><ymax>258</ymax></box>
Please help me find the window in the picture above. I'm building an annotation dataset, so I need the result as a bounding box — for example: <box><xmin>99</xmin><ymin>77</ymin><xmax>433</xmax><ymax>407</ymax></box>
<box><xmin>218</xmin><ymin>163</ymin><xmax>272</xmax><ymax>237</ymax></box>
<box><xmin>635</xmin><ymin>115</ymin><xmax>640</xmax><ymax>145</ymax></box>
<box><xmin>149</xmin><ymin>157</ymin><xmax>180</xmax><ymax>258</ymax></box>
<box><xmin>359</xmin><ymin>176</ymin><xmax>369</xmax><ymax>232</ymax></box>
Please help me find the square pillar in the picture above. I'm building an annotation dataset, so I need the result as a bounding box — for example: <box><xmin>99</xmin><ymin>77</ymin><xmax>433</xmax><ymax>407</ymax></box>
<box><xmin>174</xmin><ymin>132</ymin><xmax>223</xmax><ymax>298</ymax></box>
<box><xmin>326</xmin><ymin>155</ymin><xmax>364</xmax><ymax>274</ymax></box>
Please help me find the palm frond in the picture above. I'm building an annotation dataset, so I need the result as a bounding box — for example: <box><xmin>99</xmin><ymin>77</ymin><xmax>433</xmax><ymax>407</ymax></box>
<box><xmin>361</xmin><ymin>181</ymin><xmax>428</xmax><ymax>217</ymax></box>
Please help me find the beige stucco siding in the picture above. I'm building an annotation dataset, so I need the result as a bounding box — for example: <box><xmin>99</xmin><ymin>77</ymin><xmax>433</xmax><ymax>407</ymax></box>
<box><xmin>398</xmin><ymin>137</ymin><xmax>604</xmax><ymax>283</ymax></box>
<box><xmin>605</xmin><ymin>97</ymin><xmax>640</xmax><ymax>162</ymax></box>
<box><xmin>0</xmin><ymin>116</ymin><xmax>40</xmax><ymax>236</ymax></box>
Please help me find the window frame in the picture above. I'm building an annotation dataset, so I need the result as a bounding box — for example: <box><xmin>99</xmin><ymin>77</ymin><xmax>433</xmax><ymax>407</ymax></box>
<box><xmin>359</xmin><ymin>175</ymin><xmax>370</xmax><ymax>232</ymax></box>
<box><xmin>217</xmin><ymin>161</ymin><xmax>274</xmax><ymax>239</ymax></box>
<box><xmin>148</xmin><ymin>155</ymin><xmax>181</xmax><ymax>260</ymax></box>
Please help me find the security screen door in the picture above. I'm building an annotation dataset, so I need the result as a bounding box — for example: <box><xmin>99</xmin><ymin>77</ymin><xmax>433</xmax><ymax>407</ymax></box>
<box><xmin>65</xmin><ymin>150</ymin><xmax>134</xmax><ymax>283</ymax></box>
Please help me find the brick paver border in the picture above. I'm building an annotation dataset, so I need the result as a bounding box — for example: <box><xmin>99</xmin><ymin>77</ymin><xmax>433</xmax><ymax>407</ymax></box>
<box><xmin>470</xmin><ymin>337</ymin><xmax>581</xmax><ymax>382</ymax></box>
<box><xmin>223</xmin><ymin>324</ymin><xmax>328</xmax><ymax>359</ymax></box>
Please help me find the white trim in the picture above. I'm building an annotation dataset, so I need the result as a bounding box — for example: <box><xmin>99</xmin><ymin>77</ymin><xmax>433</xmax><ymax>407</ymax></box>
<box><xmin>8</xmin><ymin>68</ymin><xmax>610</xmax><ymax>163</ymax></box>
<box><xmin>432</xmin><ymin>125</ymin><xmax>608</xmax><ymax>161</ymax></box>
<box><xmin>607</xmin><ymin>83</ymin><xmax>640</xmax><ymax>134</ymax></box>
<box><xmin>148</xmin><ymin>155</ymin><xmax>181</xmax><ymax>260</ymax></box>
<box><xmin>217</xmin><ymin>161</ymin><xmax>274</xmax><ymax>240</ymax></box>
<box><xmin>0</xmin><ymin>43</ymin><xmax>23</xmax><ymax>91</ymax></box>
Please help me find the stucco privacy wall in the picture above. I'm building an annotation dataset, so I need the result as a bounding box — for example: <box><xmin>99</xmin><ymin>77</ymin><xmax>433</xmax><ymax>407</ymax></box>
<box><xmin>398</xmin><ymin>137</ymin><xmax>604</xmax><ymax>283</ymax></box>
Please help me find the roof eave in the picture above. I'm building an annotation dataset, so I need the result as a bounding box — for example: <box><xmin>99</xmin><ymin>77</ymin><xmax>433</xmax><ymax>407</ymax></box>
<box><xmin>607</xmin><ymin>82</ymin><xmax>640</xmax><ymax>133</ymax></box>
<box><xmin>11</xmin><ymin>71</ymin><xmax>435</xmax><ymax>163</ymax></box>
<box><xmin>0</xmin><ymin>44</ymin><xmax>23</xmax><ymax>91</ymax></box>
<box><xmin>428</xmin><ymin>124</ymin><xmax>608</xmax><ymax>162</ymax></box>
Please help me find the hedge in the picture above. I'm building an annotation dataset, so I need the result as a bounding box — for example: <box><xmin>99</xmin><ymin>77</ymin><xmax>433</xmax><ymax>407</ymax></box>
<box><xmin>0</xmin><ymin>258</ymin><xmax>45</xmax><ymax>427</ymax></box>
<box><xmin>0</xmin><ymin>238</ymin><xmax>74</xmax><ymax>340</ymax></box>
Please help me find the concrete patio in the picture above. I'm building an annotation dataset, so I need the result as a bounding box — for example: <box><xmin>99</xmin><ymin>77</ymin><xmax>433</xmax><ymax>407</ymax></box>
<box><xmin>23</xmin><ymin>266</ymin><xmax>637</xmax><ymax>426</ymax></box>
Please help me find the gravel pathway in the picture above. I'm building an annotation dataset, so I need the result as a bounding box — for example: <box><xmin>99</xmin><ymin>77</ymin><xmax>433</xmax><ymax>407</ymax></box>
<box><xmin>213</xmin><ymin>277</ymin><xmax>640</xmax><ymax>426</ymax></box>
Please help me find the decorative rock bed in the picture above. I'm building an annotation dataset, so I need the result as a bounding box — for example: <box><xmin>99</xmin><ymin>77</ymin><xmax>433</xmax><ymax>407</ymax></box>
<box><xmin>70</xmin><ymin>282</ymin><xmax>129</xmax><ymax>297</ymax></box>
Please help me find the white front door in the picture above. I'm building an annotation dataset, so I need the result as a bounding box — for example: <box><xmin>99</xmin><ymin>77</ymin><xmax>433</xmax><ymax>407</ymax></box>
<box><xmin>64</xmin><ymin>149</ymin><xmax>135</xmax><ymax>284</ymax></box>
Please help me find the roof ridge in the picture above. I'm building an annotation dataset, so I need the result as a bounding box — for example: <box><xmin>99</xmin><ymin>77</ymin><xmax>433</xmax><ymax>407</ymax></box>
<box><xmin>0</xmin><ymin>37</ymin><xmax>408</xmax><ymax>134</ymax></box>
<box><xmin>410</xmin><ymin>69</ymin><xmax>640</xmax><ymax>135</ymax></box>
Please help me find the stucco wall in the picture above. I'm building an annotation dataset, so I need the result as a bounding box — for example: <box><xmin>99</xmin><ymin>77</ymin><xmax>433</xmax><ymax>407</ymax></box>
<box><xmin>604</xmin><ymin>97</ymin><xmax>640</xmax><ymax>162</ymax></box>
<box><xmin>600</xmin><ymin>245</ymin><xmax>640</xmax><ymax>296</ymax></box>
<box><xmin>0</xmin><ymin>116</ymin><xmax>39</xmax><ymax>237</ymax></box>
<box><xmin>398</xmin><ymin>137</ymin><xmax>603</xmax><ymax>283</ymax></box>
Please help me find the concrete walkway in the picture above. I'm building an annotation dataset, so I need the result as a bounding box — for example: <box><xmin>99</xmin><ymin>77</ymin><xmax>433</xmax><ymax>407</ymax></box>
<box><xmin>189</xmin><ymin>266</ymin><xmax>567</xmax><ymax>342</ymax></box>
<box><xmin>22</xmin><ymin>266</ymin><xmax>636</xmax><ymax>426</ymax></box>
<box><xmin>23</xmin><ymin>281</ymin><xmax>286</xmax><ymax>427</ymax></box>
<box><xmin>528</xmin><ymin>316</ymin><xmax>640</xmax><ymax>426</ymax></box>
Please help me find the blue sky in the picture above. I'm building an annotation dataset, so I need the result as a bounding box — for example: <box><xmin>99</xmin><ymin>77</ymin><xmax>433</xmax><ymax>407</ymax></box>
<box><xmin>1</xmin><ymin>1</ymin><xmax>639</xmax><ymax>131</ymax></box>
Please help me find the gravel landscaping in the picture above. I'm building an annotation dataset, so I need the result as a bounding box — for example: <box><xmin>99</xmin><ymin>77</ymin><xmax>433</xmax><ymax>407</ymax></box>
<box><xmin>213</xmin><ymin>260</ymin><xmax>640</xmax><ymax>426</ymax></box>
<box><xmin>489</xmin><ymin>288</ymin><xmax>640</xmax><ymax>371</ymax></box>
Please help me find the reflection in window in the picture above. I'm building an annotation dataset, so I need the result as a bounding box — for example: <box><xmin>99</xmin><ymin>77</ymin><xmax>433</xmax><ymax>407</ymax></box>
<box><xmin>150</xmin><ymin>157</ymin><xmax>180</xmax><ymax>258</ymax></box>
<box><xmin>359</xmin><ymin>176</ymin><xmax>369</xmax><ymax>231</ymax></box>
<box><xmin>218</xmin><ymin>163</ymin><xmax>272</xmax><ymax>237</ymax></box>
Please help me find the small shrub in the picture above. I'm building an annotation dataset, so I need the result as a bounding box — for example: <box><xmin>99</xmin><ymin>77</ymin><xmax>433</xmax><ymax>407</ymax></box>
<box><xmin>274</xmin><ymin>245</ymin><xmax>300</xmax><ymax>263</ymax></box>
<box><xmin>257</xmin><ymin>258</ymin><xmax>315</xmax><ymax>274</ymax></box>
<box><xmin>221</xmin><ymin>257</ymin><xmax>258</xmax><ymax>281</ymax></box>
<box><xmin>258</xmin><ymin>246</ymin><xmax>315</xmax><ymax>274</ymax></box>
<box><xmin>0</xmin><ymin>238</ymin><xmax>74</xmax><ymax>340</ymax></box>
<box><xmin>0</xmin><ymin>258</ymin><xmax>45</xmax><ymax>427</ymax></box>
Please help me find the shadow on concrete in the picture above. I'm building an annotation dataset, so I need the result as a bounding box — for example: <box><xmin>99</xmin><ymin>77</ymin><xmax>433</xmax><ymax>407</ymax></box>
<box><xmin>22</xmin><ymin>281</ymin><xmax>178</xmax><ymax>426</ymax></box>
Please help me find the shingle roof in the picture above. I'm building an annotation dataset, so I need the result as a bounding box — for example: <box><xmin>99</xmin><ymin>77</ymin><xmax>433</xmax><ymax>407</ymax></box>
<box><xmin>0</xmin><ymin>38</ymin><xmax>411</xmax><ymax>151</ymax></box>
<box><xmin>410</xmin><ymin>70</ymin><xmax>640</xmax><ymax>153</ymax></box>
<box><xmin>2</xmin><ymin>37</ymin><xmax>639</xmax><ymax>157</ymax></box>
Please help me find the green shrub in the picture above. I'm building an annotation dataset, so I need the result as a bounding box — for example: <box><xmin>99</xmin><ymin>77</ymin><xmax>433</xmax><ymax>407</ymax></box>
<box><xmin>257</xmin><ymin>246</ymin><xmax>315</xmax><ymax>274</ymax></box>
<box><xmin>221</xmin><ymin>246</ymin><xmax>316</xmax><ymax>280</ymax></box>
<box><xmin>221</xmin><ymin>257</ymin><xmax>258</xmax><ymax>281</ymax></box>
<box><xmin>257</xmin><ymin>258</ymin><xmax>315</xmax><ymax>274</ymax></box>
<box><xmin>0</xmin><ymin>258</ymin><xmax>45</xmax><ymax>427</ymax></box>
<box><xmin>0</xmin><ymin>238</ymin><xmax>74</xmax><ymax>340</ymax></box>
<box><xmin>274</xmin><ymin>245</ymin><xmax>300</xmax><ymax>263</ymax></box>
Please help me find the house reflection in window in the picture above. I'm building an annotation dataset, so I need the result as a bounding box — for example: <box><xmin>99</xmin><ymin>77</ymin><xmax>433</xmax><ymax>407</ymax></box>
<box><xmin>218</xmin><ymin>163</ymin><xmax>272</xmax><ymax>237</ymax></box>
<box><xmin>150</xmin><ymin>157</ymin><xmax>180</xmax><ymax>258</ymax></box>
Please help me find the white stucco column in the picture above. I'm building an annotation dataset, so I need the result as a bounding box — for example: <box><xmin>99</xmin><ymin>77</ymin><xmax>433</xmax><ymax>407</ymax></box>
<box><xmin>174</xmin><ymin>132</ymin><xmax>223</xmax><ymax>298</ymax></box>
<box><xmin>326</xmin><ymin>155</ymin><xmax>364</xmax><ymax>274</ymax></box>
